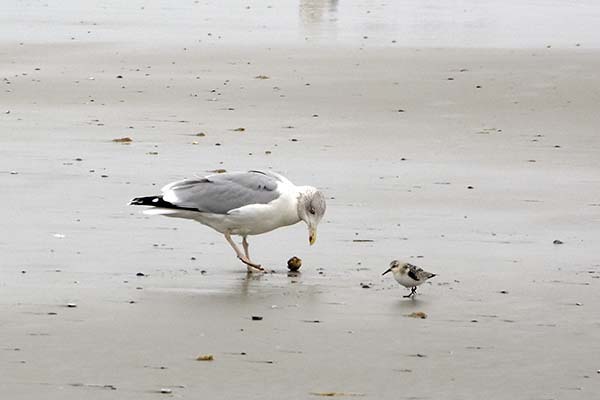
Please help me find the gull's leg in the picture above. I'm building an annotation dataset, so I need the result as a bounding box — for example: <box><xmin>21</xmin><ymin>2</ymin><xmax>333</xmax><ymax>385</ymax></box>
<box><xmin>224</xmin><ymin>233</ymin><xmax>263</xmax><ymax>271</ymax></box>
<box><xmin>242</xmin><ymin>236</ymin><xmax>251</xmax><ymax>260</ymax></box>
<box><xmin>242</xmin><ymin>236</ymin><xmax>255</xmax><ymax>273</ymax></box>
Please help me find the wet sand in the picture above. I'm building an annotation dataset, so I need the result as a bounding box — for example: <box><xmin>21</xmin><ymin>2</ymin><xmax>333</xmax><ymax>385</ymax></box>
<box><xmin>2</xmin><ymin>2</ymin><xmax>600</xmax><ymax>399</ymax></box>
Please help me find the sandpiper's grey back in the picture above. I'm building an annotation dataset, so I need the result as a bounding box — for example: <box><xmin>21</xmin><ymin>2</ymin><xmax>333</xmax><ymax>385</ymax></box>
<box><xmin>406</xmin><ymin>263</ymin><xmax>436</xmax><ymax>281</ymax></box>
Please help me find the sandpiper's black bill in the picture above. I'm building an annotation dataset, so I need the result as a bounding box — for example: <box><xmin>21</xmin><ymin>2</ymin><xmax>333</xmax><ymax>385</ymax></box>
<box><xmin>382</xmin><ymin>268</ymin><xmax>392</xmax><ymax>276</ymax></box>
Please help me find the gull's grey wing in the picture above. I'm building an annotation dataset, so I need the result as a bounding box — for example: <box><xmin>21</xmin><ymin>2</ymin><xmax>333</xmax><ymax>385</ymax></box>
<box><xmin>162</xmin><ymin>171</ymin><xmax>282</xmax><ymax>214</ymax></box>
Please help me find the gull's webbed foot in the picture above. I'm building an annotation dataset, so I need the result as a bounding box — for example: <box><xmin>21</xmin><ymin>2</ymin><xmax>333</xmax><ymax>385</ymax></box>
<box><xmin>238</xmin><ymin>256</ymin><xmax>264</xmax><ymax>272</ymax></box>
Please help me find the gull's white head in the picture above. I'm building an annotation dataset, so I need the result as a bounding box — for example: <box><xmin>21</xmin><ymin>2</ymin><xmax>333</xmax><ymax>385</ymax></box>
<box><xmin>382</xmin><ymin>260</ymin><xmax>407</xmax><ymax>277</ymax></box>
<box><xmin>297</xmin><ymin>187</ymin><xmax>326</xmax><ymax>245</ymax></box>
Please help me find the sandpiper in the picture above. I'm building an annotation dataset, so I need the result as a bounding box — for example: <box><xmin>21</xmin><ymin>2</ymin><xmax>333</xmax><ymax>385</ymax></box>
<box><xmin>382</xmin><ymin>260</ymin><xmax>436</xmax><ymax>298</ymax></box>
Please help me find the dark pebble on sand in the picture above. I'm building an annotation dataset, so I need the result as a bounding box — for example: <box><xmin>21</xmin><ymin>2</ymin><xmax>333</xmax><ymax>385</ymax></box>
<box><xmin>136</xmin><ymin>272</ymin><xmax>145</xmax><ymax>277</ymax></box>
<box><xmin>251</xmin><ymin>316</ymin><xmax>263</xmax><ymax>321</ymax></box>
<box><xmin>553</xmin><ymin>239</ymin><xmax>564</xmax><ymax>245</ymax></box>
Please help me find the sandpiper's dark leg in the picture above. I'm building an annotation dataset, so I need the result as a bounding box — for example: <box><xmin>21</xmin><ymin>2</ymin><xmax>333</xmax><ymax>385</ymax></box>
<box><xmin>403</xmin><ymin>287</ymin><xmax>417</xmax><ymax>298</ymax></box>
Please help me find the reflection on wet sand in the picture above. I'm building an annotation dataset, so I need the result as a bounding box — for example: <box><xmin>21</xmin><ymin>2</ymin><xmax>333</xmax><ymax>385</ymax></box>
<box><xmin>300</xmin><ymin>0</ymin><xmax>339</xmax><ymax>38</ymax></box>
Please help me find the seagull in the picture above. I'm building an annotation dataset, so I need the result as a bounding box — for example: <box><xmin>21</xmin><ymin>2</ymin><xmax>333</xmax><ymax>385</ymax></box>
<box><xmin>382</xmin><ymin>260</ymin><xmax>436</xmax><ymax>298</ymax></box>
<box><xmin>129</xmin><ymin>170</ymin><xmax>326</xmax><ymax>271</ymax></box>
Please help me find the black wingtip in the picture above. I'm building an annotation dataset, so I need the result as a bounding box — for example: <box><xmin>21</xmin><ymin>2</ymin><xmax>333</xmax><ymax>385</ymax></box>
<box><xmin>129</xmin><ymin>196</ymin><xmax>160</xmax><ymax>206</ymax></box>
<box><xmin>129</xmin><ymin>195</ymin><xmax>200</xmax><ymax>212</ymax></box>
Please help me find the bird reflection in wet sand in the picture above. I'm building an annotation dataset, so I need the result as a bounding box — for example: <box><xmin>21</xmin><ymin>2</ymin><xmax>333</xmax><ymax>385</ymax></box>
<box><xmin>300</xmin><ymin>0</ymin><xmax>339</xmax><ymax>37</ymax></box>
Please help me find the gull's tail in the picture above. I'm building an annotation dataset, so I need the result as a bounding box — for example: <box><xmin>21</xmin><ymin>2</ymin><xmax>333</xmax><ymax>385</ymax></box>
<box><xmin>129</xmin><ymin>195</ymin><xmax>199</xmax><ymax>213</ymax></box>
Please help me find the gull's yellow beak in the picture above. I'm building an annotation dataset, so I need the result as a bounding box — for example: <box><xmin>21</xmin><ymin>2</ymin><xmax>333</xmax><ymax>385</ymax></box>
<box><xmin>308</xmin><ymin>227</ymin><xmax>317</xmax><ymax>246</ymax></box>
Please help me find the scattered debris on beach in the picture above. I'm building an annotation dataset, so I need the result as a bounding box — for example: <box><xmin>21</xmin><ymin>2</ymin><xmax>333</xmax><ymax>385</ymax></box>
<box><xmin>112</xmin><ymin>137</ymin><xmax>133</xmax><ymax>143</ymax></box>
<box><xmin>196</xmin><ymin>354</ymin><xmax>214</xmax><ymax>361</ymax></box>
<box><xmin>406</xmin><ymin>312</ymin><xmax>427</xmax><ymax>319</ymax></box>
<box><xmin>310</xmin><ymin>392</ymin><xmax>365</xmax><ymax>397</ymax></box>
<box><xmin>69</xmin><ymin>383</ymin><xmax>116</xmax><ymax>390</ymax></box>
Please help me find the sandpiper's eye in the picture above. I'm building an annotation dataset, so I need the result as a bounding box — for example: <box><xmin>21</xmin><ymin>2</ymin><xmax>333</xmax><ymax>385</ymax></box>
<box><xmin>309</xmin><ymin>207</ymin><xmax>316</xmax><ymax>215</ymax></box>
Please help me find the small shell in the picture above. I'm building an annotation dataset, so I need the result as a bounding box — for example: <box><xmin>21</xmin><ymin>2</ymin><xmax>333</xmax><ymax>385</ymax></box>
<box><xmin>287</xmin><ymin>256</ymin><xmax>302</xmax><ymax>272</ymax></box>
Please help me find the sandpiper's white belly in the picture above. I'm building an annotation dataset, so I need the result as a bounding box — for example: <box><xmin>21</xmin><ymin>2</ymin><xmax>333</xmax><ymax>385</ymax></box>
<box><xmin>395</xmin><ymin>274</ymin><xmax>421</xmax><ymax>288</ymax></box>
